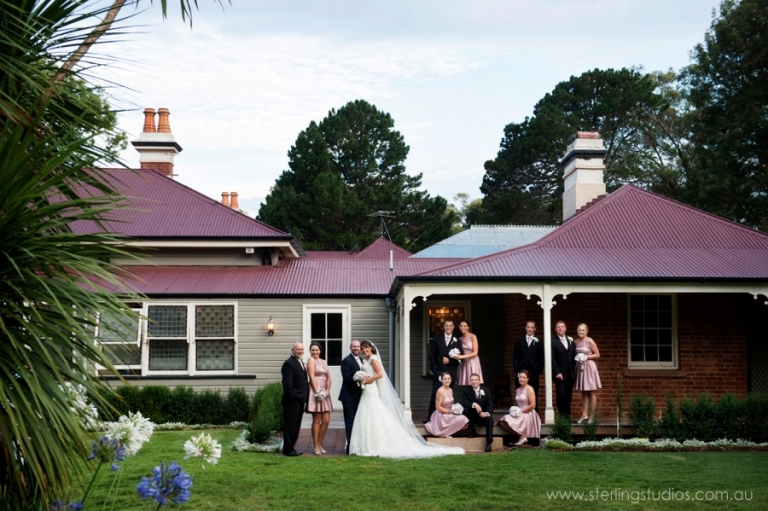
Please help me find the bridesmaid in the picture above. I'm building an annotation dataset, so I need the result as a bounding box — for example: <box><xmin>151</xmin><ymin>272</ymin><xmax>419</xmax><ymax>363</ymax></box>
<box><xmin>498</xmin><ymin>370</ymin><xmax>541</xmax><ymax>446</ymax></box>
<box><xmin>456</xmin><ymin>320</ymin><xmax>484</xmax><ymax>385</ymax></box>
<box><xmin>306</xmin><ymin>342</ymin><xmax>333</xmax><ymax>455</ymax></box>
<box><xmin>573</xmin><ymin>323</ymin><xmax>601</xmax><ymax>423</ymax></box>
<box><xmin>425</xmin><ymin>373</ymin><xmax>469</xmax><ymax>437</ymax></box>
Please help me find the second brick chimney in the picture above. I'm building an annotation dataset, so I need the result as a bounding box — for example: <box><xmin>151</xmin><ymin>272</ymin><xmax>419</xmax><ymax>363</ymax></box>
<box><xmin>560</xmin><ymin>131</ymin><xmax>607</xmax><ymax>221</ymax></box>
<box><xmin>131</xmin><ymin>107</ymin><xmax>183</xmax><ymax>178</ymax></box>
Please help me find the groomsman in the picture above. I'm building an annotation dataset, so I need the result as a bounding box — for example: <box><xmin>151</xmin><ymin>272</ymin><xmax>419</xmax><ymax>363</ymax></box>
<box><xmin>551</xmin><ymin>320</ymin><xmax>576</xmax><ymax>418</ymax></box>
<box><xmin>339</xmin><ymin>340</ymin><xmax>363</xmax><ymax>454</ymax></box>
<box><xmin>281</xmin><ymin>342</ymin><xmax>308</xmax><ymax>456</ymax></box>
<box><xmin>462</xmin><ymin>373</ymin><xmax>494</xmax><ymax>452</ymax></box>
<box><xmin>513</xmin><ymin>321</ymin><xmax>544</xmax><ymax>412</ymax></box>
<box><xmin>425</xmin><ymin>320</ymin><xmax>463</xmax><ymax>422</ymax></box>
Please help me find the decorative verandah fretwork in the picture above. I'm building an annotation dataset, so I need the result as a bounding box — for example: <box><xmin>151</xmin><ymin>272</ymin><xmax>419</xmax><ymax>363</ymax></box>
<box><xmin>395</xmin><ymin>281</ymin><xmax>768</xmax><ymax>425</ymax></box>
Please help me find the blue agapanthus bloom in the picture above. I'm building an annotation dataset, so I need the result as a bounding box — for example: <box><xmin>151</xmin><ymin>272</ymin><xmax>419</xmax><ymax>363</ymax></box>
<box><xmin>136</xmin><ymin>461</ymin><xmax>192</xmax><ymax>506</ymax></box>
<box><xmin>87</xmin><ymin>435</ymin><xmax>128</xmax><ymax>471</ymax></box>
<box><xmin>49</xmin><ymin>500</ymin><xmax>84</xmax><ymax>511</ymax></box>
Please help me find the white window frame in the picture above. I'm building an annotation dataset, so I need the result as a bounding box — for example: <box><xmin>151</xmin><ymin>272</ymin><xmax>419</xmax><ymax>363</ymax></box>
<box><xmin>141</xmin><ymin>301</ymin><xmax>239</xmax><ymax>376</ymax></box>
<box><xmin>421</xmin><ymin>300</ymin><xmax>472</xmax><ymax>376</ymax></box>
<box><xmin>302</xmin><ymin>304</ymin><xmax>351</xmax><ymax>364</ymax></box>
<box><xmin>627</xmin><ymin>293</ymin><xmax>678</xmax><ymax>369</ymax></box>
<box><xmin>95</xmin><ymin>307</ymin><xmax>143</xmax><ymax>372</ymax></box>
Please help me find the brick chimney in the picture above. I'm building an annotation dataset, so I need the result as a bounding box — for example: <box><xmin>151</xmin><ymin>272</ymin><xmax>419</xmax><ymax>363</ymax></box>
<box><xmin>131</xmin><ymin>107</ymin><xmax>183</xmax><ymax>178</ymax></box>
<box><xmin>230</xmin><ymin>192</ymin><xmax>239</xmax><ymax>210</ymax></box>
<box><xmin>221</xmin><ymin>192</ymin><xmax>230</xmax><ymax>207</ymax></box>
<box><xmin>560</xmin><ymin>131</ymin><xmax>607</xmax><ymax>221</ymax></box>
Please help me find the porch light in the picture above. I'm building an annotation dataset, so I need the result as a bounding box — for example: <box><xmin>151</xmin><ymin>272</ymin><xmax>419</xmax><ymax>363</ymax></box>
<box><xmin>267</xmin><ymin>316</ymin><xmax>275</xmax><ymax>336</ymax></box>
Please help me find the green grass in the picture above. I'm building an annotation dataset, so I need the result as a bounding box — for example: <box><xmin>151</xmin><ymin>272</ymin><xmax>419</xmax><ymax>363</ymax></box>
<box><xmin>82</xmin><ymin>430</ymin><xmax>767</xmax><ymax>510</ymax></box>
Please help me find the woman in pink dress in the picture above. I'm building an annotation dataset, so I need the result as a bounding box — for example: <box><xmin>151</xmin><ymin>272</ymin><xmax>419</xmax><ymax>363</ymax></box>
<box><xmin>306</xmin><ymin>342</ymin><xmax>333</xmax><ymax>454</ymax></box>
<box><xmin>456</xmin><ymin>320</ymin><xmax>484</xmax><ymax>385</ymax></box>
<box><xmin>573</xmin><ymin>323</ymin><xmax>601</xmax><ymax>423</ymax></box>
<box><xmin>425</xmin><ymin>372</ymin><xmax>469</xmax><ymax>437</ymax></box>
<box><xmin>498</xmin><ymin>370</ymin><xmax>541</xmax><ymax>446</ymax></box>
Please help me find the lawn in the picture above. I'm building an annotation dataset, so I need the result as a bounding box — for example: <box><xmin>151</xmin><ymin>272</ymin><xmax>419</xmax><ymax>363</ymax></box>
<box><xmin>83</xmin><ymin>430</ymin><xmax>766</xmax><ymax>510</ymax></box>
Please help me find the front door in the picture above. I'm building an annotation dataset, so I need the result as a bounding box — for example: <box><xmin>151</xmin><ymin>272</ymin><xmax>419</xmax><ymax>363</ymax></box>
<box><xmin>303</xmin><ymin>306</ymin><xmax>349</xmax><ymax>410</ymax></box>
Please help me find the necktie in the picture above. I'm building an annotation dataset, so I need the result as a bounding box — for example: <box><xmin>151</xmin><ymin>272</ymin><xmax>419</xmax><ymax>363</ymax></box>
<box><xmin>527</xmin><ymin>336</ymin><xmax>532</xmax><ymax>347</ymax></box>
<box><xmin>445</xmin><ymin>335</ymin><xmax>451</xmax><ymax>346</ymax></box>
<box><xmin>475</xmin><ymin>388</ymin><xmax>479</xmax><ymax>399</ymax></box>
<box><xmin>561</xmin><ymin>337</ymin><xmax>568</xmax><ymax>349</ymax></box>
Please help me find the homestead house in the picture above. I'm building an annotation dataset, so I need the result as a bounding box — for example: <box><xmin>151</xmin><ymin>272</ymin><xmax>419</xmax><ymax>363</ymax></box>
<box><xmin>84</xmin><ymin>111</ymin><xmax>768</xmax><ymax>422</ymax></box>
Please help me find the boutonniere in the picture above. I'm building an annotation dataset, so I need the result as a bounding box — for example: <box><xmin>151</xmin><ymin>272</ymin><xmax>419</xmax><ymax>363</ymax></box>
<box><xmin>478</xmin><ymin>389</ymin><xmax>485</xmax><ymax>397</ymax></box>
<box><xmin>567</xmin><ymin>336</ymin><xmax>573</xmax><ymax>343</ymax></box>
<box><xmin>532</xmin><ymin>337</ymin><xmax>539</xmax><ymax>343</ymax></box>
<box><xmin>451</xmin><ymin>337</ymin><xmax>458</xmax><ymax>344</ymax></box>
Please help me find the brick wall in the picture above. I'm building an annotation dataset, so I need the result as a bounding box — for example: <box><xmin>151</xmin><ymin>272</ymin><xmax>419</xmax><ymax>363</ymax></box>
<box><xmin>502</xmin><ymin>293</ymin><xmax>749</xmax><ymax>420</ymax></box>
<box><xmin>140</xmin><ymin>161</ymin><xmax>174</xmax><ymax>177</ymax></box>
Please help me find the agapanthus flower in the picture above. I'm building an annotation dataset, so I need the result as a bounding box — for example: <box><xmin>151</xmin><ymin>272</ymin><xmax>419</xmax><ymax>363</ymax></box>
<box><xmin>87</xmin><ymin>435</ymin><xmax>127</xmax><ymax>471</ymax></box>
<box><xmin>183</xmin><ymin>433</ymin><xmax>222</xmax><ymax>467</ymax></box>
<box><xmin>136</xmin><ymin>461</ymin><xmax>192</xmax><ymax>506</ymax></box>
<box><xmin>104</xmin><ymin>411</ymin><xmax>154</xmax><ymax>455</ymax></box>
<box><xmin>61</xmin><ymin>381</ymin><xmax>99</xmax><ymax>429</ymax></box>
<box><xmin>49</xmin><ymin>500</ymin><xmax>83</xmax><ymax>511</ymax></box>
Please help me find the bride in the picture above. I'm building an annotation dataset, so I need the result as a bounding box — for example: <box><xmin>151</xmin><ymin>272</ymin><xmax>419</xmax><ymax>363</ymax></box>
<box><xmin>349</xmin><ymin>340</ymin><xmax>464</xmax><ymax>458</ymax></box>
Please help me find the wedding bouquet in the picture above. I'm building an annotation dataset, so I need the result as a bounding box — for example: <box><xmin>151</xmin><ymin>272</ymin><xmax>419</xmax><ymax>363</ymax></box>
<box><xmin>314</xmin><ymin>389</ymin><xmax>327</xmax><ymax>402</ymax></box>
<box><xmin>451</xmin><ymin>403</ymin><xmax>464</xmax><ymax>415</ymax></box>
<box><xmin>448</xmin><ymin>348</ymin><xmax>462</xmax><ymax>364</ymax></box>
<box><xmin>575</xmin><ymin>353</ymin><xmax>588</xmax><ymax>371</ymax></box>
<box><xmin>353</xmin><ymin>370</ymin><xmax>367</xmax><ymax>390</ymax></box>
<box><xmin>508</xmin><ymin>406</ymin><xmax>521</xmax><ymax>418</ymax></box>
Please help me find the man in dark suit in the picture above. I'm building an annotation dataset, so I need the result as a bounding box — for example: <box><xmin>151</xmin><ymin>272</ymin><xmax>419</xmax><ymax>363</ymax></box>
<box><xmin>425</xmin><ymin>320</ymin><xmax>463</xmax><ymax>422</ymax></box>
<box><xmin>339</xmin><ymin>340</ymin><xmax>363</xmax><ymax>454</ymax></box>
<box><xmin>462</xmin><ymin>373</ymin><xmax>494</xmax><ymax>452</ymax></box>
<box><xmin>513</xmin><ymin>320</ymin><xmax>544</xmax><ymax>412</ymax></box>
<box><xmin>281</xmin><ymin>342</ymin><xmax>308</xmax><ymax>456</ymax></box>
<box><xmin>551</xmin><ymin>320</ymin><xmax>576</xmax><ymax>418</ymax></box>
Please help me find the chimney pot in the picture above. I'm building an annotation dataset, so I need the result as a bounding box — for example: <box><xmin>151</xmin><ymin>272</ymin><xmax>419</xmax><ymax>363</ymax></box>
<box><xmin>561</xmin><ymin>131</ymin><xmax>607</xmax><ymax>221</ymax></box>
<box><xmin>230</xmin><ymin>192</ymin><xmax>239</xmax><ymax>210</ymax></box>
<box><xmin>157</xmin><ymin>108</ymin><xmax>172</xmax><ymax>133</ymax></box>
<box><xmin>221</xmin><ymin>192</ymin><xmax>230</xmax><ymax>207</ymax></box>
<box><xmin>142</xmin><ymin>108</ymin><xmax>156</xmax><ymax>133</ymax></box>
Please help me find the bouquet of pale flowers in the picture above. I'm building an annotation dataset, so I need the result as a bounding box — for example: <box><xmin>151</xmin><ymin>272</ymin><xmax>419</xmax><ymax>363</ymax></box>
<box><xmin>314</xmin><ymin>389</ymin><xmax>328</xmax><ymax>402</ymax></box>
<box><xmin>353</xmin><ymin>371</ymin><xmax>367</xmax><ymax>390</ymax></box>
<box><xmin>451</xmin><ymin>403</ymin><xmax>464</xmax><ymax>415</ymax></box>
<box><xmin>575</xmin><ymin>353</ymin><xmax>588</xmax><ymax>371</ymax></box>
<box><xmin>508</xmin><ymin>406</ymin><xmax>522</xmax><ymax>418</ymax></box>
<box><xmin>448</xmin><ymin>348</ymin><xmax>462</xmax><ymax>364</ymax></box>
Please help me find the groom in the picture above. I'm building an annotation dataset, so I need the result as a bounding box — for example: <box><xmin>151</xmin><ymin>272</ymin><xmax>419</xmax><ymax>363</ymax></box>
<box><xmin>339</xmin><ymin>340</ymin><xmax>363</xmax><ymax>454</ymax></box>
<box><xmin>425</xmin><ymin>320</ymin><xmax>463</xmax><ymax>422</ymax></box>
<box><xmin>462</xmin><ymin>373</ymin><xmax>494</xmax><ymax>452</ymax></box>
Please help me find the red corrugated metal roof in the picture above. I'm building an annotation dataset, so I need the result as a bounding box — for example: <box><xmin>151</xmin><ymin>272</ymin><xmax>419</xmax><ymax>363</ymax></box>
<box><xmin>419</xmin><ymin>185</ymin><xmax>768</xmax><ymax>279</ymax></box>
<box><xmin>355</xmin><ymin>237</ymin><xmax>412</xmax><ymax>259</ymax></box>
<box><xmin>71</xmin><ymin>169</ymin><xmax>289</xmax><ymax>238</ymax></box>
<box><xmin>108</xmin><ymin>258</ymin><xmax>467</xmax><ymax>296</ymax></box>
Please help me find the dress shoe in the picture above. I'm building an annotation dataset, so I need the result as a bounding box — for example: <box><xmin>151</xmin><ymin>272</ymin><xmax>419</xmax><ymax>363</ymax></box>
<box><xmin>515</xmin><ymin>437</ymin><xmax>528</xmax><ymax>446</ymax></box>
<box><xmin>286</xmin><ymin>450</ymin><xmax>303</xmax><ymax>457</ymax></box>
<box><xmin>485</xmin><ymin>444</ymin><xmax>492</xmax><ymax>452</ymax></box>
<box><xmin>422</xmin><ymin>418</ymin><xmax>430</xmax><ymax>424</ymax></box>
<box><xmin>469</xmin><ymin>428</ymin><xmax>477</xmax><ymax>438</ymax></box>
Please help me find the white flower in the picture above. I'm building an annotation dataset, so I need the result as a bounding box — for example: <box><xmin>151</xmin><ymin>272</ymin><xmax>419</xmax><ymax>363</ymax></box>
<box><xmin>353</xmin><ymin>370</ymin><xmax>367</xmax><ymax>389</ymax></box>
<box><xmin>478</xmin><ymin>389</ymin><xmax>485</xmax><ymax>397</ymax></box>
<box><xmin>184</xmin><ymin>432</ymin><xmax>222</xmax><ymax>467</ymax></box>
<box><xmin>508</xmin><ymin>406</ymin><xmax>522</xmax><ymax>418</ymax></box>
<box><xmin>567</xmin><ymin>336</ymin><xmax>573</xmax><ymax>343</ymax></box>
<box><xmin>103</xmin><ymin>411</ymin><xmax>154</xmax><ymax>456</ymax></box>
<box><xmin>450</xmin><ymin>403</ymin><xmax>464</xmax><ymax>415</ymax></box>
<box><xmin>448</xmin><ymin>348</ymin><xmax>462</xmax><ymax>363</ymax></box>
<box><xmin>62</xmin><ymin>382</ymin><xmax>100</xmax><ymax>430</ymax></box>
<box><xmin>532</xmin><ymin>337</ymin><xmax>539</xmax><ymax>343</ymax></box>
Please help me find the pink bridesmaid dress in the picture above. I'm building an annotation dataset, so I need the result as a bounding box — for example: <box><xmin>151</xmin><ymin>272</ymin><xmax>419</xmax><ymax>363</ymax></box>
<box><xmin>573</xmin><ymin>337</ymin><xmax>602</xmax><ymax>391</ymax></box>
<box><xmin>425</xmin><ymin>393</ymin><xmax>469</xmax><ymax>437</ymax></box>
<box><xmin>457</xmin><ymin>335</ymin><xmax>484</xmax><ymax>385</ymax></box>
<box><xmin>499</xmin><ymin>386</ymin><xmax>541</xmax><ymax>439</ymax></box>
<box><xmin>306</xmin><ymin>358</ymin><xmax>333</xmax><ymax>412</ymax></box>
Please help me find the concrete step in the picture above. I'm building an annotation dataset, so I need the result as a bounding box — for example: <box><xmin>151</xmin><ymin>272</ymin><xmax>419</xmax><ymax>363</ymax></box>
<box><xmin>427</xmin><ymin>436</ymin><xmax>504</xmax><ymax>452</ymax></box>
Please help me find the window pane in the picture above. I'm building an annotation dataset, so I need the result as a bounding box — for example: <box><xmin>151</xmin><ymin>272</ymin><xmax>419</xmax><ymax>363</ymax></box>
<box><xmin>659</xmin><ymin>346</ymin><xmax>673</xmax><ymax>362</ymax></box>
<box><xmin>644</xmin><ymin>345</ymin><xmax>659</xmax><ymax>362</ymax></box>
<box><xmin>658</xmin><ymin>329</ymin><xmax>672</xmax><ymax>345</ymax></box>
<box><xmin>658</xmin><ymin>295</ymin><xmax>672</xmax><ymax>311</ymax></box>
<box><xmin>149</xmin><ymin>339</ymin><xmax>187</xmax><ymax>370</ymax></box>
<box><xmin>630</xmin><ymin>295</ymin><xmax>643</xmax><ymax>311</ymax></box>
<box><xmin>630</xmin><ymin>329</ymin><xmax>643</xmax><ymax>346</ymax></box>
<box><xmin>99</xmin><ymin>312</ymin><xmax>139</xmax><ymax>343</ymax></box>
<box><xmin>645</xmin><ymin>330</ymin><xmax>658</xmax><ymax>346</ymax></box>
<box><xmin>103</xmin><ymin>343</ymin><xmax>141</xmax><ymax>366</ymax></box>
<box><xmin>644</xmin><ymin>310</ymin><xmax>659</xmax><ymax>328</ymax></box>
<box><xmin>327</xmin><ymin>340</ymin><xmax>343</xmax><ymax>366</ymax></box>
<box><xmin>147</xmin><ymin>306</ymin><xmax>187</xmax><ymax>337</ymax></box>
<box><xmin>659</xmin><ymin>310</ymin><xmax>672</xmax><ymax>328</ymax></box>
<box><xmin>631</xmin><ymin>345</ymin><xmax>644</xmax><ymax>362</ymax></box>
<box><xmin>327</xmin><ymin>313</ymin><xmax>343</xmax><ymax>339</ymax></box>
<box><xmin>195</xmin><ymin>305</ymin><xmax>234</xmax><ymax>338</ymax></box>
<box><xmin>196</xmin><ymin>340</ymin><xmax>235</xmax><ymax>371</ymax></box>
<box><xmin>644</xmin><ymin>295</ymin><xmax>658</xmax><ymax>310</ymax></box>
<box><xmin>311</xmin><ymin>314</ymin><xmax>325</xmax><ymax>339</ymax></box>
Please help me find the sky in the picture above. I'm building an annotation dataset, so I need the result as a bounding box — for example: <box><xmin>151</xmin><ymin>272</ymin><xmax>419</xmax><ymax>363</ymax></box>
<box><xmin>96</xmin><ymin>0</ymin><xmax>722</xmax><ymax>216</ymax></box>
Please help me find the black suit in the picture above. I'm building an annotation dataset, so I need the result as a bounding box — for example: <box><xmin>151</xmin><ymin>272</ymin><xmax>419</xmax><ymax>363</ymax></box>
<box><xmin>513</xmin><ymin>335</ymin><xmax>544</xmax><ymax>412</ymax></box>
<box><xmin>462</xmin><ymin>385</ymin><xmax>494</xmax><ymax>445</ymax></box>
<box><xmin>281</xmin><ymin>355</ymin><xmax>308</xmax><ymax>455</ymax></box>
<box><xmin>551</xmin><ymin>335</ymin><xmax>576</xmax><ymax>417</ymax></box>
<box><xmin>338</xmin><ymin>353</ymin><xmax>363</xmax><ymax>452</ymax></box>
<box><xmin>427</xmin><ymin>332</ymin><xmax>463</xmax><ymax>417</ymax></box>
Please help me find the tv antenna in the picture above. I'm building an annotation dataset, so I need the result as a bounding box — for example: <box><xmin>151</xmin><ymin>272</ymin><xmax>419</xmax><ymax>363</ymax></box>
<box><xmin>368</xmin><ymin>210</ymin><xmax>395</xmax><ymax>241</ymax></box>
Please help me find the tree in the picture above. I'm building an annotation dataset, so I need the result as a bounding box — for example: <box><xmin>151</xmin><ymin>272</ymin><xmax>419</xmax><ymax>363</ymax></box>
<box><xmin>682</xmin><ymin>0</ymin><xmax>768</xmax><ymax>230</ymax></box>
<box><xmin>259</xmin><ymin>100</ymin><xmax>455</xmax><ymax>252</ymax></box>
<box><xmin>475</xmin><ymin>68</ymin><xmax>669</xmax><ymax>225</ymax></box>
<box><xmin>448</xmin><ymin>193</ymin><xmax>483</xmax><ymax>234</ymax></box>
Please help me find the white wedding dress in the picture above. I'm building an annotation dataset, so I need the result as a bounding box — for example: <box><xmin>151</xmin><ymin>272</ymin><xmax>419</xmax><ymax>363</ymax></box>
<box><xmin>348</xmin><ymin>356</ymin><xmax>464</xmax><ymax>459</ymax></box>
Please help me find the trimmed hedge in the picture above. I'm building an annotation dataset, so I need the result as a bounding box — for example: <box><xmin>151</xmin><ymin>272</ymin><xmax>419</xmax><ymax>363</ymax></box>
<box><xmin>250</xmin><ymin>382</ymin><xmax>283</xmax><ymax>443</ymax></box>
<box><xmin>98</xmin><ymin>385</ymin><xmax>251</xmax><ymax>425</ymax></box>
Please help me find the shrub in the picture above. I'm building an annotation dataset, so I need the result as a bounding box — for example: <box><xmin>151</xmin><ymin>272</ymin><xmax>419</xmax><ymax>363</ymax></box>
<box><xmin>582</xmin><ymin>408</ymin><xmax>599</xmax><ymax>441</ymax></box>
<box><xmin>743</xmin><ymin>392</ymin><xmax>768</xmax><ymax>441</ymax></box>
<box><xmin>226</xmin><ymin>387</ymin><xmax>251</xmax><ymax>423</ymax></box>
<box><xmin>196</xmin><ymin>389</ymin><xmax>227</xmax><ymax>425</ymax></box>
<box><xmin>679</xmin><ymin>393</ymin><xmax>717</xmax><ymax>440</ymax></box>
<box><xmin>615</xmin><ymin>377</ymin><xmax>623</xmax><ymax>438</ymax></box>
<box><xmin>550</xmin><ymin>413</ymin><xmax>572</xmax><ymax>443</ymax></box>
<box><xmin>250</xmin><ymin>383</ymin><xmax>283</xmax><ymax>443</ymax></box>
<box><xmin>544</xmin><ymin>439</ymin><xmax>572</xmax><ymax>450</ymax></box>
<box><xmin>137</xmin><ymin>385</ymin><xmax>173</xmax><ymax>423</ymax></box>
<box><xmin>628</xmin><ymin>394</ymin><xmax>656</xmax><ymax>438</ymax></box>
<box><xmin>659</xmin><ymin>394</ymin><xmax>682</xmax><ymax>439</ymax></box>
<box><xmin>170</xmin><ymin>386</ymin><xmax>198</xmax><ymax>424</ymax></box>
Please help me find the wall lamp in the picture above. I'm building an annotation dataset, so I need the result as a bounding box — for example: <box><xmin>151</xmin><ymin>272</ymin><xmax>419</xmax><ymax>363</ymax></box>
<box><xmin>267</xmin><ymin>316</ymin><xmax>275</xmax><ymax>336</ymax></box>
